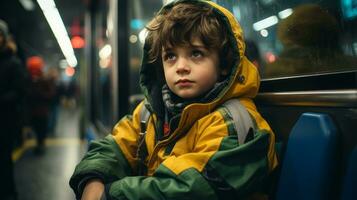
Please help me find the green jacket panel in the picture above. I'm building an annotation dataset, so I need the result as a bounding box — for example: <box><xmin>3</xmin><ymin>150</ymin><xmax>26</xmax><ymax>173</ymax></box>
<box><xmin>69</xmin><ymin>135</ymin><xmax>133</xmax><ymax>198</ymax></box>
<box><xmin>109</xmin><ymin>165</ymin><xmax>217</xmax><ymax>200</ymax></box>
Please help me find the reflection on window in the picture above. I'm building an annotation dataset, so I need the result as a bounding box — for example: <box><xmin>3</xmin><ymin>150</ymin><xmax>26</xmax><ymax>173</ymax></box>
<box><xmin>94</xmin><ymin>0</ymin><xmax>113</xmax><ymax>127</ymax></box>
<box><xmin>128</xmin><ymin>0</ymin><xmax>162</xmax><ymax>111</ymax></box>
<box><xmin>214</xmin><ymin>0</ymin><xmax>357</xmax><ymax>78</ymax></box>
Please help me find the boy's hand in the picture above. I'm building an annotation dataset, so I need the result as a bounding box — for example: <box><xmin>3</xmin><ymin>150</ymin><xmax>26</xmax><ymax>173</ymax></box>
<box><xmin>81</xmin><ymin>179</ymin><xmax>105</xmax><ymax>200</ymax></box>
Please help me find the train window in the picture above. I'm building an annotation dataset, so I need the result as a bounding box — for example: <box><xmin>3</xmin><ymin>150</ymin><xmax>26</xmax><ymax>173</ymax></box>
<box><xmin>93</xmin><ymin>0</ymin><xmax>113</xmax><ymax>127</ymax></box>
<box><xmin>128</xmin><ymin>0</ymin><xmax>162</xmax><ymax>111</ymax></box>
<box><xmin>213</xmin><ymin>0</ymin><xmax>357</xmax><ymax>78</ymax></box>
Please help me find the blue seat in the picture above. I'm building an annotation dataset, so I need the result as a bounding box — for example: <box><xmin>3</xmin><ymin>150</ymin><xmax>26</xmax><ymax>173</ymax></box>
<box><xmin>341</xmin><ymin>146</ymin><xmax>357</xmax><ymax>200</ymax></box>
<box><xmin>276</xmin><ymin>113</ymin><xmax>338</xmax><ymax>200</ymax></box>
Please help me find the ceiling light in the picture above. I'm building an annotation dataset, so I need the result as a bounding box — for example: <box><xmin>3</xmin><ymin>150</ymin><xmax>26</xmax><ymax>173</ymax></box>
<box><xmin>36</xmin><ymin>0</ymin><xmax>78</xmax><ymax>67</ymax></box>
<box><xmin>139</xmin><ymin>28</ymin><xmax>148</xmax><ymax>44</ymax></box>
<box><xmin>99</xmin><ymin>44</ymin><xmax>112</xmax><ymax>59</ymax></box>
<box><xmin>19</xmin><ymin>0</ymin><xmax>35</xmax><ymax>11</ymax></box>
<box><xmin>278</xmin><ymin>8</ymin><xmax>293</xmax><ymax>19</ymax></box>
<box><xmin>260</xmin><ymin>29</ymin><xmax>269</xmax><ymax>37</ymax></box>
<box><xmin>253</xmin><ymin>16</ymin><xmax>278</xmax><ymax>31</ymax></box>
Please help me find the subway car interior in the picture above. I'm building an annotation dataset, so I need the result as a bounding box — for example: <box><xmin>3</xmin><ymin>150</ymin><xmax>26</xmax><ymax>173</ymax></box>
<box><xmin>0</xmin><ymin>0</ymin><xmax>356</xmax><ymax>199</ymax></box>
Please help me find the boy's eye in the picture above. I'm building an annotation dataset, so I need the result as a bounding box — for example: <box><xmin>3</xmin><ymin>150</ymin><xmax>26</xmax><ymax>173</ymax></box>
<box><xmin>191</xmin><ymin>50</ymin><xmax>204</xmax><ymax>58</ymax></box>
<box><xmin>163</xmin><ymin>53</ymin><xmax>176</xmax><ymax>61</ymax></box>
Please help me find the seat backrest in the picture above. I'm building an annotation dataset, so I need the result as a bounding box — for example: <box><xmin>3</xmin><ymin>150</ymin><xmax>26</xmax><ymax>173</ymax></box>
<box><xmin>276</xmin><ymin>113</ymin><xmax>338</xmax><ymax>200</ymax></box>
<box><xmin>341</xmin><ymin>146</ymin><xmax>357</xmax><ymax>200</ymax></box>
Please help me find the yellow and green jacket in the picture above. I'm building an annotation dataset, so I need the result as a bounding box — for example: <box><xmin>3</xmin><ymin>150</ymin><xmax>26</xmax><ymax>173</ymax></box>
<box><xmin>70</xmin><ymin>0</ymin><xmax>278</xmax><ymax>199</ymax></box>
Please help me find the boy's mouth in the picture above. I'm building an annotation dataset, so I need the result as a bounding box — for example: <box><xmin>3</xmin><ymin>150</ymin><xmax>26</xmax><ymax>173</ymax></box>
<box><xmin>175</xmin><ymin>79</ymin><xmax>194</xmax><ymax>84</ymax></box>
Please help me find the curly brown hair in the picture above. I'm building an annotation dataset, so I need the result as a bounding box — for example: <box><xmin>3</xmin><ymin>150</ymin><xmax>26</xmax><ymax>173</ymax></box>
<box><xmin>145</xmin><ymin>2</ymin><xmax>233</xmax><ymax>72</ymax></box>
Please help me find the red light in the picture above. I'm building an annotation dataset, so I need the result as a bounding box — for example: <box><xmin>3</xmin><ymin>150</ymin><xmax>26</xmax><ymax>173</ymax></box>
<box><xmin>71</xmin><ymin>36</ymin><xmax>85</xmax><ymax>49</ymax></box>
<box><xmin>26</xmin><ymin>56</ymin><xmax>44</xmax><ymax>70</ymax></box>
<box><xmin>265</xmin><ymin>52</ymin><xmax>276</xmax><ymax>63</ymax></box>
<box><xmin>65</xmin><ymin>67</ymin><xmax>75</xmax><ymax>77</ymax></box>
<box><xmin>27</xmin><ymin>56</ymin><xmax>44</xmax><ymax>78</ymax></box>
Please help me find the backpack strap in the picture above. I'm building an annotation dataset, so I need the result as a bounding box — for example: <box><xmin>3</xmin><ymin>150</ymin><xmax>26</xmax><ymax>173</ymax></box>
<box><xmin>222</xmin><ymin>99</ymin><xmax>255</xmax><ymax>145</ymax></box>
<box><xmin>139</xmin><ymin>103</ymin><xmax>151</xmax><ymax>136</ymax></box>
<box><xmin>136</xmin><ymin>102</ymin><xmax>150</xmax><ymax>175</ymax></box>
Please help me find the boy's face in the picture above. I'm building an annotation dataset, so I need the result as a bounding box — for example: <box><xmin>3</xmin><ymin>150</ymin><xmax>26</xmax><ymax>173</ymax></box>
<box><xmin>162</xmin><ymin>38</ymin><xmax>220</xmax><ymax>99</ymax></box>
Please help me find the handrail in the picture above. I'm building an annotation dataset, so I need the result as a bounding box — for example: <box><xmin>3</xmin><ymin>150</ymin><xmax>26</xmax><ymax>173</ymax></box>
<box><xmin>256</xmin><ymin>89</ymin><xmax>357</xmax><ymax>107</ymax></box>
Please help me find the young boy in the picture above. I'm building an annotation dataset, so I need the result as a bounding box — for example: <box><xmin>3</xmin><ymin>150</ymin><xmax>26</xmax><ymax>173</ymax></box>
<box><xmin>70</xmin><ymin>0</ymin><xmax>278</xmax><ymax>199</ymax></box>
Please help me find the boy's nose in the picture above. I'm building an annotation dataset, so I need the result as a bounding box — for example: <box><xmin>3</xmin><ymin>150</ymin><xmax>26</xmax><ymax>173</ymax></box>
<box><xmin>176</xmin><ymin>58</ymin><xmax>191</xmax><ymax>74</ymax></box>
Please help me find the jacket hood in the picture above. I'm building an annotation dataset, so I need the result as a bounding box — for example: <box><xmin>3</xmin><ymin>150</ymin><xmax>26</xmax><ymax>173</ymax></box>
<box><xmin>139</xmin><ymin>0</ymin><xmax>260</xmax><ymax>121</ymax></box>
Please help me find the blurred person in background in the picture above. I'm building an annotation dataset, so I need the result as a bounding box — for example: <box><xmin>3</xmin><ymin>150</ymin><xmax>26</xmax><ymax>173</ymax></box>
<box><xmin>7</xmin><ymin>34</ymin><xmax>30</xmax><ymax>147</ymax></box>
<box><xmin>47</xmin><ymin>67</ymin><xmax>60</xmax><ymax>135</ymax></box>
<box><xmin>27</xmin><ymin>56</ymin><xmax>55</xmax><ymax>155</ymax></box>
<box><xmin>60</xmin><ymin>78</ymin><xmax>79</xmax><ymax>109</ymax></box>
<box><xmin>0</xmin><ymin>19</ymin><xmax>27</xmax><ymax>200</ymax></box>
<box><xmin>265</xmin><ymin>4</ymin><xmax>357</xmax><ymax>77</ymax></box>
